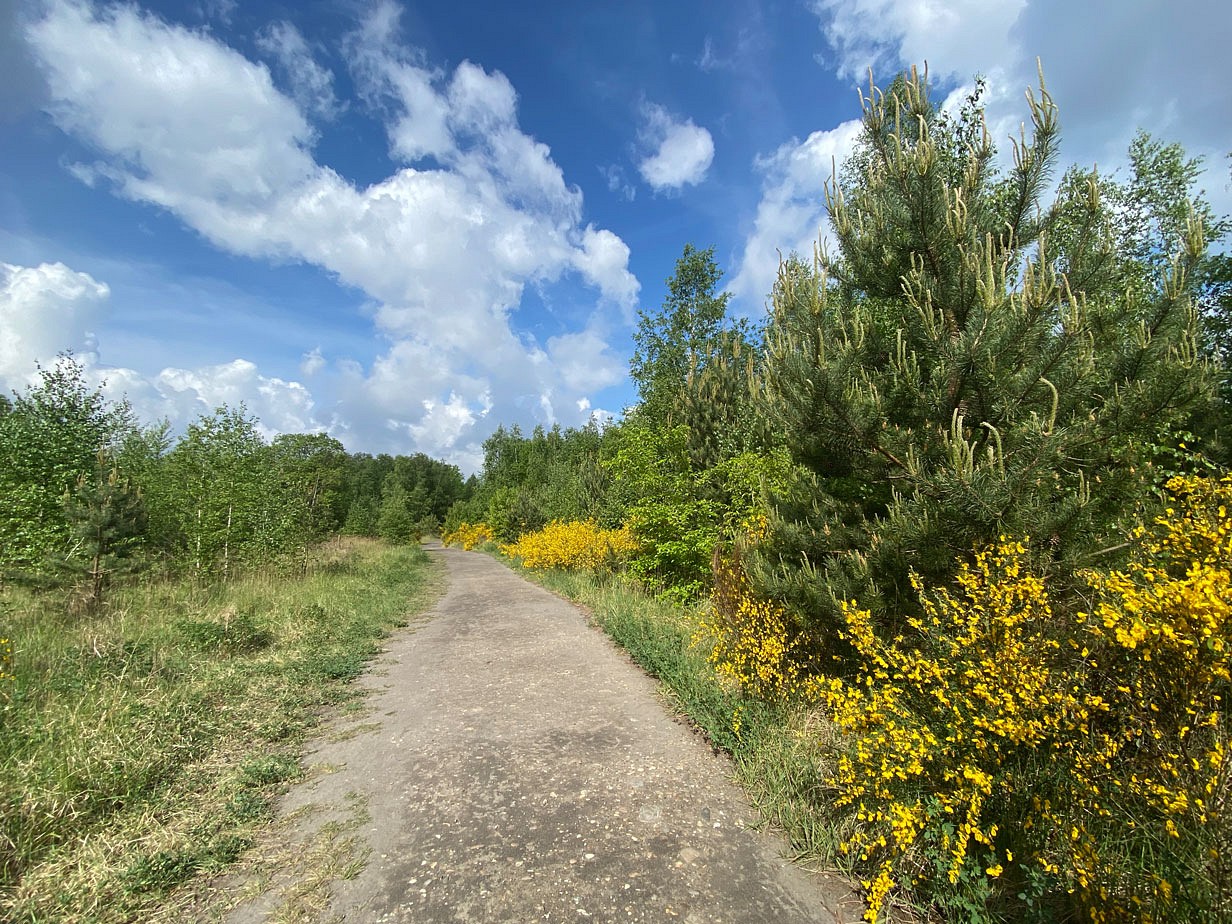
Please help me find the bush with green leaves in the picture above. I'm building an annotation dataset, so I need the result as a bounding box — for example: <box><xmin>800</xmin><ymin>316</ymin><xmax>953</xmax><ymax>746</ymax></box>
<box><xmin>0</xmin><ymin>356</ymin><xmax>136</xmax><ymax>581</ymax></box>
<box><xmin>606</xmin><ymin>422</ymin><xmax>793</xmax><ymax>601</ymax></box>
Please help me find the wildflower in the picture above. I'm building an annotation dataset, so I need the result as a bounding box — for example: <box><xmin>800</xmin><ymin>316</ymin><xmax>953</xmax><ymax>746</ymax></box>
<box><xmin>698</xmin><ymin>547</ymin><xmax>814</xmax><ymax>702</ymax></box>
<box><xmin>818</xmin><ymin>474</ymin><xmax>1232</xmax><ymax>919</ymax></box>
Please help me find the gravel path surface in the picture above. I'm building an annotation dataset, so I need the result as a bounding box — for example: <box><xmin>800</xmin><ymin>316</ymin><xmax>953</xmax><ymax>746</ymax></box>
<box><xmin>224</xmin><ymin>542</ymin><xmax>860</xmax><ymax>923</ymax></box>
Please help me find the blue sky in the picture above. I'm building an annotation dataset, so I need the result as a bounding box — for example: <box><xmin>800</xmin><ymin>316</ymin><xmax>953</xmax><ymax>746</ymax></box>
<box><xmin>1</xmin><ymin>0</ymin><xmax>1228</xmax><ymax>472</ymax></box>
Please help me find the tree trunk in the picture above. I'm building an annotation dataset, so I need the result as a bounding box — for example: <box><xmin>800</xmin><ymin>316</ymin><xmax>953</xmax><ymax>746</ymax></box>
<box><xmin>223</xmin><ymin>503</ymin><xmax>232</xmax><ymax>583</ymax></box>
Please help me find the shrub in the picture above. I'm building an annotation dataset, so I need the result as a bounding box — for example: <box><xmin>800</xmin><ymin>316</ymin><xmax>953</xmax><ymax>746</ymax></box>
<box><xmin>698</xmin><ymin>540</ymin><xmax>818</xmax><ymax>703</ymax></box>
<box><xmin>825</xmin><ymin>538</ymin><xmax>1090</xmax><ymax>922</ymax></box>
<box><xmin>441</xmin><ymin>522</ymin><xmax>494</xmax><ymax>551</ymax></box>
<box><xmin>823</xmin><ymin>475</ymin><xmax>1232</xmax><ymax>922</ymax></box>
<box><xmin>1074</xmin><ymin>473</ymin><xmax>1232</xmax><ymax>920</ymax></box>
<box><xmin>605</xmin><ymin>424</ymin><xmax>720</xmax><ymax>600</ymax></box>
<box><xmin>500</xmin><ymin>520</ymin><xmax>635</xmax><ymax>572</ymax></box>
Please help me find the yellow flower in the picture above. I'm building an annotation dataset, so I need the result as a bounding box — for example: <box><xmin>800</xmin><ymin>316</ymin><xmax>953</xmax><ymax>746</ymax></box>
<box><xmin>501</xmin><ymin>520</ymin><xmax>636</xmax><ymax>571</ymax></box>
<box><xmin>814</xmin><ymin>475</ymin><xmax>1232</xmax><ymax>919</ymax></box>
<box><xmin>442</xmin><ymin>522</ymin><xmax>495</xmax><ymax>550</ymax></box>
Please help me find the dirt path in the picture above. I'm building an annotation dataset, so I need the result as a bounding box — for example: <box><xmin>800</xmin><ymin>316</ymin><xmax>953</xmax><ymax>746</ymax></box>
<box><xmin>221</xmin><ymin>542</ymin><xmax>860</xmax><ymax>923</ymax></box>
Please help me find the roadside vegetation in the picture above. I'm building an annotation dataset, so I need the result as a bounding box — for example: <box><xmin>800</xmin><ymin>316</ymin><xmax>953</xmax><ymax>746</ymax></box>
<box><xmin>5</xmin><ymin>60</ymin><xmax>1231</xmax><ymax>923</ymax></box>
<box><xmin>1</xmin><ymin>539</ymin><xmax>441</xmax><ymax>923</ymax></box>
<box><xmin>0</xmin><ymin>355</ymin><xmax>458</xmax><ymax>919</ymax></box>
<box><xmin>444</xmin><ymin>68</ymin><xmax>1232</xmax><ymax>923</ymax></box>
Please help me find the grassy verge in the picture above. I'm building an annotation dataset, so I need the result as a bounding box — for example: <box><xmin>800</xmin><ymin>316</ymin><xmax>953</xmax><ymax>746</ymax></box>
<box><xmin>0</xmin><ymin>538</ymin><xmax>442</xmax><ymax>923</ymax></box>
<box><xmin>515</xmin><ymin>565</ymin><xmax>853</xmax><ymax>869</ymax></box>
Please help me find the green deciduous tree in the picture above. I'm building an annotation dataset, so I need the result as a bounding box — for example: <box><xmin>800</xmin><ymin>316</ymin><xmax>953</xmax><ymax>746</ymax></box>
<box><xmin>618</xmin><ymin>245</ymin><xmax>776</xmax><ymax>598</ymax></box>
<box><xmin>605</xmin><ymin>423</ymin><xmax>716</xmax><ymax>599</ymax></box>
<box><xmin>270</xmin><ymin>433</ymin><xmax>348</xmax><ymax>568</ymax></box>
<box><xmin>473</xmin><ymin>422</ymin><xmax>616</xmax><ymax>538</ymax></box>
<box><xmin>342</xmin><ymin>495</ymin><xmax>379</xmax><ymax>536</ymax></box>
<box><xmin>606</xmin><ymin>422</ymin><xmax>793</xmax><ymax>601</ymax></box>
<box><xmin>341</xmin><ymin>451</ymin><xmax>465</xmax><ymax>535</ymax></box>
<box><xmin>630</xmin><ymin>244</ymin><xmax>740</xmax><ymax>426</ymax></box>
<box><xmin>115</xmin><ymin>421</ymin><xmax>176</xmax><ymax>558</ymax></box>
<box><xmin>0</xmin><ymin>355</ymin><xmax>135</xmax><ymax>579</ymax></box>
<box><xmin>163</xmin><ymin>406</ymin><xmax>272</xmax><ymax>581</ymax></box>
<box><xmin>376</xmin><ymin>473</ymin><xmax>421</xmax><ymax>544</ymax></box>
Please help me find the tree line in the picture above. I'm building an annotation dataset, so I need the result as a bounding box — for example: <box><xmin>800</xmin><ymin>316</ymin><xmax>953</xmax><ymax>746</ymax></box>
<box><xmin>0</xmin><ymin>361</ymin><xmax>467</xmax><ymax>609</ymax></box>
<box><xmin>456</xmin><ymin>73</ymin><xmax>1231</xmax><ymax>619</ymax></box>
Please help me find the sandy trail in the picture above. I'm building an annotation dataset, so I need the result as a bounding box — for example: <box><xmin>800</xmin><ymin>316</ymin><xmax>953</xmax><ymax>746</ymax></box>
<box><xmin>222</xmin><ymin>541</ymin><xmax>860</xmax><ymax>923</ymax></box>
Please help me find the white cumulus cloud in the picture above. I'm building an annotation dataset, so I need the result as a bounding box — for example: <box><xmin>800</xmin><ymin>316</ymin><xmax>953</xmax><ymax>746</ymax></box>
<box><xmin>0</xmin><ymin>259</ymin><xmax>320</xmax><ymax>442</ymax></box>
<box><xmin>728</xmin><ymin>119</ymin><xmax>863</xmax><ymax>309</ymax></box>
<box><xmin>0</xmin><ymin>261</ymin><xmax>106</xmax><ymax>387</ymax></box>
<box><xmin>809</xmin><ymin>0</ymin><xmax>1026</xmax><ymax>84</ymax></box>
<box><xmin>256</xmin><ymin>20</ymin><xmax>342</xmax><ymax>121</ymax></box>
<box><xmin>574</xmin><ymin>227</ymin><xmax>640</xmax><ymax>318</ymax></box>
<box><xmin>30</xmin><ymin>0</ymin><xmax>318</xmax><ymax>250</ymax></box>
<box><xmin>299</xmin><ymin>347</ymin><xmax>326</xmax><ymax>377</ymax></box>
<box><xmin>732</xmin><ymin>0</ymin><xmax>1232</xmax><ymax>318</ymax></box>
<box><xmin>805</xmin><ymin>0</ymin><xmax>1232</xmax><ymax>224</ymax></box>
<box><xmin>150</xmin><ymin>359</ymin><xmax>316</xmax><ymax>438</ymax></box>
<box><xmin>26</xmin><ymin>0</ymin><xmax>642</xmax><ymax>469</ymax></box>
<box><xmin>407</xmin><ymin>392</ymin><xmax>480</xmax><ymax>457</ymax></box>
<box><xmin>637</xmin><ymin>103</ymin><xmax>715</xmax><ymax>192</ymax></box>
<box><xmin>547</xmin><ymin>326</ymin><xmax>626</xmax><ymax>394</ymax></box>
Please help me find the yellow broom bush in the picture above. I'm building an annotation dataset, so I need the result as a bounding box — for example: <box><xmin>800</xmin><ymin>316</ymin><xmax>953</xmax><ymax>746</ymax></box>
<box><xmin>441</xmin><ymin>521</ymin><xmax>494</xmax><ymax>550</ymax></box>
<box><xmin>824</xmin><ymin>473</ymin><xmax>1232</xmax><ymax>922</ymax></box>
<box><xmin>501</xmin><ymin>519</ymin><xmax>636</xmax><ymax>571</ymax></box>
<box><xmin>1072</xmin><ymin>473</ymin><xmax>1232</xmax><ymax>920</ymax></box>
<box><xmin>698</xmin><ymin>543</ymin><xmax>818</xmax><ymax>703</ymax></box>
<box><xmin>825</xmin><ymin>538</ymin><xmax>1095</xmax><ymax>921</ymax></box>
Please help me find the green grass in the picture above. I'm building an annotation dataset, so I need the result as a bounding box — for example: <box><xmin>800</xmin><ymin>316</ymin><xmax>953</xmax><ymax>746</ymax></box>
<box><xmin>517</xmin><ymin>565</ymin><xmax>852</xmax><ymax>869</ymax></box>
<box><xmin>0</xmin><ymin>538</ymin><xmax>442</xmax><ymax>923</ymax></box>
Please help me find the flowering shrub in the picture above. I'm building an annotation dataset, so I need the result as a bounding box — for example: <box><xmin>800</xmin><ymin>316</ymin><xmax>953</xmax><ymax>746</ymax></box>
<box><xmin>501</xmin><ymin>519</ymin><xmax>636</xmax><ymax>571</ymax></box>
<box><xmin>441</xmin><ymin>521</ymin><xmax>494</xmax><ymax>550</ymax></box>
<box><xmin>824</xmin><ymin>475</ymin><xmax>1232</xmax><ymax>922</ymax></box>
<box><xmin>1072</xmin><ymin>473</ymin><xmax>1232</xmax><ymax>919</ymax></box>
<box><xmin>699</xmin><ymin>543</ymin><xmax>818</xmax><ymax>703</ymax></box>
<box><xmin>826</xmin><ymin>538</ymin><xmax>1095</xmax><ymax>921</ymax></box>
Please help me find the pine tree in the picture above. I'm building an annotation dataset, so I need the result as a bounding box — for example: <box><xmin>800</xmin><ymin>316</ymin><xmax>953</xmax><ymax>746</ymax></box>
<box><xmin>676</xmin><ymin>330</ymin><xmax>759</xmax><ymax>470</ymax></box>
<box><xmin>59</xmin><ymin>456</ymin><xmax>147</xmax><ymax>612</ymax></box>
<box><xmin>752</xmin><ymin>68</ymin><xmax>1212</xmax><ymax>660</ymax></box>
